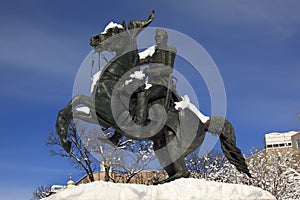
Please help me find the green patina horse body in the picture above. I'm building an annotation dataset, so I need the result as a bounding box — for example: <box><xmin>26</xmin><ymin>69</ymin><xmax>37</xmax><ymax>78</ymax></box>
<box><xmin>56</xmin><ymin>11</ymin><xmax>251</xmax><ymax>184</ymax></box>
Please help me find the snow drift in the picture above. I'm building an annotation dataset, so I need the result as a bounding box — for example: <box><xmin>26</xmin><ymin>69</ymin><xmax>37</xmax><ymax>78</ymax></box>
<box><xmin>43</xmin><ymin>178</ymin><xmax>275</xmax><ymax>200</ymax></box>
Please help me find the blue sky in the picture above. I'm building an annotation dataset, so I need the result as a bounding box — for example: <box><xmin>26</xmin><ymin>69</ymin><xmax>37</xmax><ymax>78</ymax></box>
<box><xmin>0</xmin><ymin>0</ymin><xmax>299</xmax><ymax>199</ymax></box>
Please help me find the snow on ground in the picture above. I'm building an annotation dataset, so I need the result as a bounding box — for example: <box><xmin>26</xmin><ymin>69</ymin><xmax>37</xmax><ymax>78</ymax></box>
<box><xmin>43</xmin><ymin>178</ymin><xmax>275</xmax><ymax>200</ymax></box>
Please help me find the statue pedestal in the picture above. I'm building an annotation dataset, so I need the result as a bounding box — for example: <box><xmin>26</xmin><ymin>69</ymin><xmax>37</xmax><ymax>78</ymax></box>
<box><xmin>43</xmin><ymin>178</ymin><xmax>275</xmax><ymax>200</ymax></box>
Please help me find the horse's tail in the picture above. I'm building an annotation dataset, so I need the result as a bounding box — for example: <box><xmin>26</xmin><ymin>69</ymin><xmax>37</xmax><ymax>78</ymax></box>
<box><xmin>127</xmin><ymin>10</ymin><xmax>155</xmax><ymax>39</ymax></box>
<box><xmin>204</xmin><ymin>116</ymin><xmax>252</xmax><ymax>178</ymax></box>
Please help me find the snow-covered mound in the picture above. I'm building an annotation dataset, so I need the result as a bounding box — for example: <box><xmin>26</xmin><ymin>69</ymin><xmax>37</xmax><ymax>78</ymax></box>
<box><xmin>43</xmin><ymin>178</ymin><xmax>275</xmax><ymax>200</ymax></box>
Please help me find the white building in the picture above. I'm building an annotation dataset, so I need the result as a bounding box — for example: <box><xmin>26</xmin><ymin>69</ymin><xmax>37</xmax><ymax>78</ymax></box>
<box><xmin>49</xmin><ymin>175</ymin><xmax>75</xmax><ymax>195</ymax></box>
<box><xmin>264</xmin><ymin>131</ymin><xmax>300</xmax><ymax>149</ymax></box>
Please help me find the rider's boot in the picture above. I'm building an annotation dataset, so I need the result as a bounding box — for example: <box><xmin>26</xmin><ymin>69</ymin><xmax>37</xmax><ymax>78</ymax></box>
<box><xmin>133</xmin><ymin>91</ymin><xmax>148</xmax><ymax>125</ymax></box>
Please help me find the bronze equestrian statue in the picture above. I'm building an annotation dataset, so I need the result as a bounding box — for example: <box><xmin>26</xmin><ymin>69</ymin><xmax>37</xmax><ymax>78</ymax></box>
<box><xmin>56</xmin><ymin>11</ymin><xmax>251</xmax><ymax>184</ymax></box>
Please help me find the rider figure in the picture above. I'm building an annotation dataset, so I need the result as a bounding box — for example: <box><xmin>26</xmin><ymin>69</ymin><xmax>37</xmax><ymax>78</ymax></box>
<box><xmin>134</xmin><ymin>28</ymin><xmax>177</xmax><ymax>125</ymax></box>
<box><xmin>135</xmin><ymin>29</ymin><xmax>189</xmax><ymax>180</ymax></box>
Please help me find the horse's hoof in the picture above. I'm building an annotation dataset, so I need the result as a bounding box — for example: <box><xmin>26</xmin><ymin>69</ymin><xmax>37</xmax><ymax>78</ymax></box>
<box><xmin>153</xmin><ymin>172</ymin><xmax>189</xmax><ymax>185</ymax></box>
<box><xmin>153</xmin><ymin>178</ymin><xmax>170</xmax><ymax>185</ymax></box>
<box><xmin>153</xmin><ymin>181</ymin><xmax>160</xmax><ymax>185</ymax></box>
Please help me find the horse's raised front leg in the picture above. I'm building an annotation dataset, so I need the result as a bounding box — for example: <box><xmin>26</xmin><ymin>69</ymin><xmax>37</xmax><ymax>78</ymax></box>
<box><xmin>56</xmin><ymin>94</ymin><xmax>96</xmax><ymax>152</ymax></box>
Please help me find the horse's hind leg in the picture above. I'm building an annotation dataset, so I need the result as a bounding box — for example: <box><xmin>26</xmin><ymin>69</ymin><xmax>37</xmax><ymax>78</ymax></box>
<box><xmin>153</xmin><ymin>129</ymin><xmax>189</xmax><ymax>184</ymax></box>
<box><xmin>163</xmin><ymin>130</ymin><xmax>189</xmax><ymax>183</ymax></box>
<box><xmin>153</xmin><ymin>135</ymin><xmax>177</xmax><ymax>179</ymax></box>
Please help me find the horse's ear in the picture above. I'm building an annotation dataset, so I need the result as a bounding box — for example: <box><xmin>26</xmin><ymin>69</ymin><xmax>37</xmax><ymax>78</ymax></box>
<box><xmin>122</xmin><ymin>20</ymin><xmax>127</xmax><ymax>30</ymax></box>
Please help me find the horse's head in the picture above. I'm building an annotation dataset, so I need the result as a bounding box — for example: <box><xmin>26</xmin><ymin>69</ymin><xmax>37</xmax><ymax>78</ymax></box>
<box><xmin>90</xmin><ymin>22</ymin><xmax>128</xmax><ymax>53</ymax></box>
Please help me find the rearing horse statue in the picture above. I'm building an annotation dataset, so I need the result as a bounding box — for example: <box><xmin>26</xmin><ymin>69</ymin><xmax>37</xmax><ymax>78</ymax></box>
<box><xmin>56</xmin><ymin>11</ymin><xmax>251</xmax><ymax>184</ymax></box>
